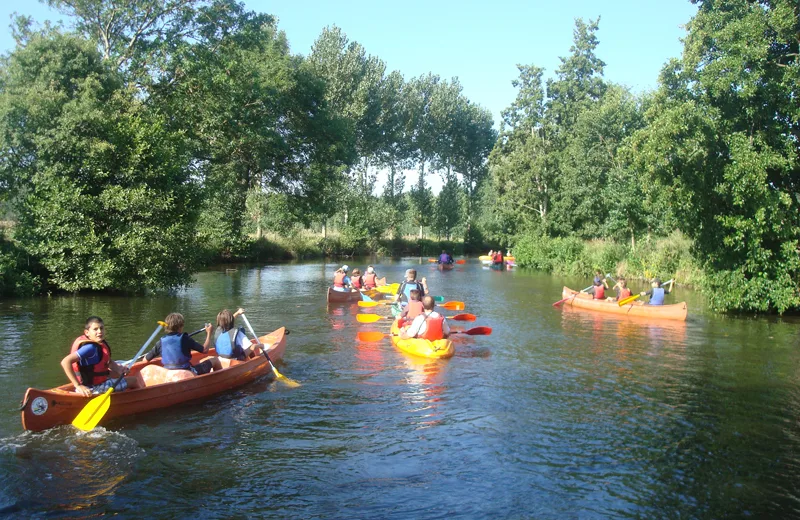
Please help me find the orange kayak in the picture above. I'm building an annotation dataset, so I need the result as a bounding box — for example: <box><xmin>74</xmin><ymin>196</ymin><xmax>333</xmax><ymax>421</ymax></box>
<box><xmin>20</xmin><ymin>328</ymin><xmax>287</xmax><ymax>432</ymax></box>
<box><xmin>561</xmin><ymin>286</ymin><xmax>688</xmax><ymax>321</ymax></box>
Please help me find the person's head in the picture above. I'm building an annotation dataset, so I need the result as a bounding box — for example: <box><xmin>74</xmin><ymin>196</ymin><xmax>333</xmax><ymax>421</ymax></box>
<box><xmin>164</xmin><ymin>312</ymin><xmax>185</xmax><ymax>334</ymax></box>
<box><xmin>352</xmin><ymin>268</ymin><xmax>361</xmax><ymax>276</ymax></box>
<box><xmin>405</xmin><ymin>269</ymin><xmax>417</xmax><ymax>280</ymax></box>
<box><xmin>618</xmin><ymin>277</ymin><xmax>627</xmax><ymax>287</ymax></box>
<box><xmin>216</xmin><ymin>309</ymin><xmax>235</xmax><ymax>331</ymax></box>
<box><xmin>83</xmin><ymin>316</ymin><xmax>105</xmax><ymax>342</ymax></box>
<box><xmin>442</xmin><ymin>250</ymin><xmax>446</xmax><ymax>254</ymax></box>
<box><xmin>367</xmin><ymin>266</ymin><xmax>374</xmax><ymax>274</ymax></box>
<box><xmin>652</xmin><ymin>278</ymin><xmax>662</xmax><ymax>288</ymax></box>
<box><xmin>422</xmin><ymin>295</ymin><xmax>435</xmax><ymax>311</ymax></box>
<box><xmin>409</xmin><ymin>288</ymin><xmax>421</xmax><ymax>301</ymax></box>
<box><xmin>594</xmin><ymin>279</ymin><xmax>603</xmax><ymax>286</ymax></box>
<box><xmin>341</xmin><ymin>265</ymin><xmax>349</xmax><ymax>273</ymax></box>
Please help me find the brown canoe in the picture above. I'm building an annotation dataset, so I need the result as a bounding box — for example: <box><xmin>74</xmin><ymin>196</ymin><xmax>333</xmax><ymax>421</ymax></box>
<box><xmin>561</xmin><ymin>286</ymin><xmax>688</xmax><ymax>321</ymax></box>
<box><xmin>20</xmin><ymin>328</ymin><xmax>287</xmax><ymax>432</ymax></box>
<box><xmin>326</xmin><ymin>287</ymin><xmax>363</xmax><ymax>303</ymax></box>
<box><xmin>438</xmin><ymin>263</ymin><xmax>454</xmax><ymax>271</ymax></box>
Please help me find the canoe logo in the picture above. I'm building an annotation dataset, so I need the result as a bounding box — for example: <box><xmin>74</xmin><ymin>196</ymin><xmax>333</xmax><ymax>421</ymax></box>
<box><xmin>31</xmin><ymin>397</ymin><xmax>48</xmax><ymax>416</ymax></box>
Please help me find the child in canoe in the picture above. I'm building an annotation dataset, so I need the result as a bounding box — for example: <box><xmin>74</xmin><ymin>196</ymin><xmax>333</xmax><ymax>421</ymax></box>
<box><xmin>399</xmin><ymin>289</ymin><xmax>425</xmax><ymax>325</ymax></box>
<box><xmin>332</xmin><ymin>265</ymin><xmax>353</xmax><ymax>292</ymax></box>
<box><xmin>400</xmin><ymin>296</ymin><xmax>451</xmax><ymax>340</ymax></box>
<box><xmin>363</xmin><ymin>266</ymin><xmax>379</xmax><ymax>289</ymax></box>
<box><xmin>61</xmin><ymin>316</ymin><xmax>145</xmax><ymax>397</ymax></box>
<box><xmin>144</xmin><ymin>313</ymin><xmax>222</xmax><ymax>374</ymax></box>
<box><xmin>640</xmin><ymin>278</ymin><xmax>673</xmax><ymax>305</ymax></box>
<box><xmin>214</xmin><ymin>308</ymin><xmax>261</xmax><ymax>361</ymax></box>
<box><xmin>611</xmin><ymin>277</ymin><xmax>632</xmax><ymax>301</ymax></box>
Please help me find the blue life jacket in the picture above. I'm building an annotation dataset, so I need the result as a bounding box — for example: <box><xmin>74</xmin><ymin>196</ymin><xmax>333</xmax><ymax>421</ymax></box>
<box><xmin>215</xmin><ymin>327</ymin><xmax>246</xmax><ymax>359</ymax></box>
<box><xmin>650</xmin><ymin>287</ymin><xmax>665</xmax><ymax>305</ymax></box>
<box><xmin>399</xmin><ymin>281</ymin><xmax>424</xmax><ymax>303</ymax></box>
<box><xmin>161</xmin><ymin>333</ymin><xmax>192</xmax><ymax>369</ymax></box>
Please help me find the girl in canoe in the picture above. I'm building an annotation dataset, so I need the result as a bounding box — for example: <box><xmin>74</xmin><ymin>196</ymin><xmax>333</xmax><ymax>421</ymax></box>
<box><xmin>363</xmin><ymin>266</ymin><xmax>379</xmax><ymax>289</ymax></box>
<box><xmin>60</xmin><ymin>316</ymin><xmax>144</xmax><ymax>397</ymax></box>
<box><xmin>332</xmin><ymin>265</ymin><xmax>353</xmax><ymax>292</ymax></box>
<box><xmin>398</xmin><ymin>289</ymin><xmax>425</xmax><ymax>324</ymax></box>
<box><xmin>144</xmin><ymin>313</ymin><xmax>222</xmax><ymax>374</ymax></box>
<box><xmin>214</xmin><ymin>308</ymin><xmax>261</xmax><ymax>361</ymax></box>
<box><xmin>350</xmin><ymin>268</ymin><xmax>364</xmax><ymax>290</ymax></box>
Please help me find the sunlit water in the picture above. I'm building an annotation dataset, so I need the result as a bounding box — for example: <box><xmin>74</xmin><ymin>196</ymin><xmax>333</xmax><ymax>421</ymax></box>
<box><xmin>1</xmin><ymin>260</ymin><xmax>799</xmax><ymax>518</ymax></box>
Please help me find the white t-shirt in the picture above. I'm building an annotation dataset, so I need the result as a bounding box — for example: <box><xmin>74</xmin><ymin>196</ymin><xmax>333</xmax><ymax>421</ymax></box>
<box><xmin>404</xmin><ymin>311</ymin><xmax>450</xmax><ymax>338</ymax></box>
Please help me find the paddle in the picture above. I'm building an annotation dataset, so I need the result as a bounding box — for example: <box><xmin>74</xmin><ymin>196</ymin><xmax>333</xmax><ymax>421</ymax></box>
<box><xmin>357</xmin><ymin>326</ymin><xmax>492</xmax><ymax>342</ymax></box>
<box><xmin>455</xmin><ymin>259</ymin><xmax>466</xmax><ymax>264</ymax></box>
<box><xmin>72</xmin><ymin>321</ymin><xmax>167</xmax><ymax>432</ymax></box>
<box><xmin>241</xmin><ymin>313</ymin><xmax>300</xmax><ymax>388</ymax></box>
<box><xmin>357</xmin><ymin>312</ymin><xmax>477</xmax><ymax>323</ymax></box>
<box><xmin>433</xmin><ymin>296</ymin><xmax>445</xmax><ymax>303</ymax></box>
<box><xmin>619</xmin><ymin>278</ymin><xmax>674</xmax><ymax>306</ymax></box>
<box><xmin>375</xmin><ymin>283</ymin><xmax>400</xmax><ymax>294</ymax></box>
<box><xmin>117</xmin><ymin>327</ymin><xmax>204</xmax><ymax>365</ymax></box>
<box><xmin>552</xmin><ymin>284</ymin><xmax>593</xmax><ymax>307</ymax></box>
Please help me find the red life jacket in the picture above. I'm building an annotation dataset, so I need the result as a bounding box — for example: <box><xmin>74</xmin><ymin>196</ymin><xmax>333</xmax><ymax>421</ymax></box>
<box><xmin>406</xmin><ymin>300</ymin><xmax>424</xmax><ymax>320</ymax></box>
<box><xmin>593</xmin><ymin>285</ymin><xmax>605</xmax><ymax>299</ymax></box>
<box><xmin>333</xmin><ymin>271</ymin><xmax>346</xmax><ymax>288</ymax></box>
<box><xmin>363</xmin><ymin>273</ymin><xmax>377</xmax><ymax>288</ymax></box>
<box><xmin>493</xmin><ymin>252</ymin><xmax>503</xmax><ymax>263</ymax></box>
<box><xmin>618</xmin><ymin>288</ymin><xmax>632</xmax><ymax>300</ymax></box>
<box><xmin>351</xmin><ymin>276</ymin><xmax>363</xmax><ymax>289</ymax></box>
<box><xmin>419</xmin><ymin>313</ymin><xmax>445</xmax><ymax>341</ymax></box>
<box><xmin>70</xmin><ymin>336</ymin><xmax>111</xmax><ymax>386</ymax></box>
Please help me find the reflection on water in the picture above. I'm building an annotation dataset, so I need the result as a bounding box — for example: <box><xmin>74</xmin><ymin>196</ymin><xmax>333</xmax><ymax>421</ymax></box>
<box><xmin>1</xmin><ymin>260</ymin><xmax>800</xmax><ymax>517</ymax></box>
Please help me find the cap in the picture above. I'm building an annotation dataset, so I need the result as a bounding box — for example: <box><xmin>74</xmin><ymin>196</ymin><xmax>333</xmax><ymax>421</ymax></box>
<box><xmin>342</xmin><ymin>265</ymin><xmax>349</xmax><ymax>272</ymax></box>
<box><xmin>367</xmin><ymin>266</ymin><xmax>374</xmax><ymax>273</ymax></box>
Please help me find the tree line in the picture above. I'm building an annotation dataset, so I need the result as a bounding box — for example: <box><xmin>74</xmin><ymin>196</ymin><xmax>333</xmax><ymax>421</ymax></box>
<box><xmin>1</xmin><ymin>0</ymin><xmax>797</xmax><ymax>313</ymax></box>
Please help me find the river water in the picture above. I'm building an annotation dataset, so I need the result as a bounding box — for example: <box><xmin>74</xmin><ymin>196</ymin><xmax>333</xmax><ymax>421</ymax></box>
<box><xmin>1</xmin><ymin>259</ymin><xmax>799</xmax><ymax>518</ymax></box>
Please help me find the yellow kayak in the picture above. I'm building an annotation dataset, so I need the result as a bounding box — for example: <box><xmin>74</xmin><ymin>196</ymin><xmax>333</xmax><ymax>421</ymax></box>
<box><xmin>390</xmin><ymin>319</ymin><xmax>454</xmax><ymax>359</ymax></box>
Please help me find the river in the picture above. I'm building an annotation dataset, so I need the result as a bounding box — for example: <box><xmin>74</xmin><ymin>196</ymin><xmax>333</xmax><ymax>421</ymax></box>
<box><xmin>1</xmin><ymin>259</ymin><xmax>799</xmax><ymax>518</ymax></box>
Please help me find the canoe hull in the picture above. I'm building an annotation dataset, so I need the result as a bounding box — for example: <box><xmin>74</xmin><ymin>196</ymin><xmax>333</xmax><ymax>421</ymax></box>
<box><xmin>390</xmin><ymin>320</ymin><xmax>454</xmax><ymax>359</ymax></box>
<box><xmin>20</xmin><ymin>328</ymin><xmax>287</xmax><ymax>432</ymax></box>
<box><xmin>438</xmin><ymin>263</ymin><xmax>454</xmax><ymax>271</ymax></box>
<box><xmin>327</xmin><ymin>287</ymin><xmax>362</xmax><ymax>303</ymax></box>
<box><xmin>561</xmin><ymin>287</ymin><xmax>688</xmax><ymax>321</ymax></box>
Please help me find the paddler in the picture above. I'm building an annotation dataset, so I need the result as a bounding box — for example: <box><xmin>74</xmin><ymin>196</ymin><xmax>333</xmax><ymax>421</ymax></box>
<box><xmin>332</xmin><ymin>265</ymin><xmax>352</xmax><ymax>292</ymax></box>
<box><xmin>144</xmin><ymin>313</ymin><xmax>222</xmax><ymax>374</ymax></box>
<box><xmin>400</xmin><ymin>296</ymin><xmax>450</xmax><ymax>340</ymax></box>
<box><xmin>639</xmin><ymin>278</ymin><xmax>673</xmax><ymax>305</ymax></box>
<box><xmin>394</xmin><ymin>269</ymin><xmax>428</xmax><ymax>305</ymax></box>
<box><xmin>363</xmin><ymin>266</ymin><xmax>379</xmax><ymax>289</ymax></box>
<box><xmin>60</xmin><ymin>316</ymin><xmax>144</xmax><ymax>397</ymax></box>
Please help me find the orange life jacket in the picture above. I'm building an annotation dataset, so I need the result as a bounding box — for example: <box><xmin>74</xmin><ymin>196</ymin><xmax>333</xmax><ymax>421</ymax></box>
<box><xmin>351</xmin><ymin>276</ymin><xmax>363</xmax><ymax>289</ymax></box>
<box><xmin>333</xmin><ymin>271</ymin><xmax>346</xmax><ymax>288</ymax></box>
<box><xmin>70</xmin><ymin>336</ymin><xmax>111</xmax><ymax>386</ymax></box>
<box><xmin>419</xmin><ymin>313</ymin><xmax>445</xmax><ymax>341</ymax></box>
<box><xmin>406</xmin><ymin>300</ymin><xmax>424</xmax><ymax>320</ymax></box>
<box><xmin>618</xmin><ymin>288</ymin><xmax>632</xmax><ymax>300</ymax></box>
<box><xmin>593</xmin><ymin>285</ymin><xmax>605</xmax><ymax>299</ymax></box>
<box><xmin>363</xmin><ymin>272</ymin><xmax>377</xmax><ymax>288</ymax></box>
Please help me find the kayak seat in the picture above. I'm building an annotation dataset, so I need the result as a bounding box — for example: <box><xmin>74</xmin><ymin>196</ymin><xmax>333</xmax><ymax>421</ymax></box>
<box><xmin>139</xmin><ymin>364</ymin><xmax>195</xmax><ymax>387</ymax></box>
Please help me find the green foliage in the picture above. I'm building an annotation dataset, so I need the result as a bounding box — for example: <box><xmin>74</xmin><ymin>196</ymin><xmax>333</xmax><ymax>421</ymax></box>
<box><xmin>0</xmin><ymin>238</ymin><xmax>41</xmax><ymax>296</ymax></box>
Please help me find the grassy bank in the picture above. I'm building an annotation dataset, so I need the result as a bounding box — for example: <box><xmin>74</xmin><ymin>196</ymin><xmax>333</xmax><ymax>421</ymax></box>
<box><xmin>513</xmin><ymin>231</ymin><xmax>704</xmax><ymax>287</ymax></box>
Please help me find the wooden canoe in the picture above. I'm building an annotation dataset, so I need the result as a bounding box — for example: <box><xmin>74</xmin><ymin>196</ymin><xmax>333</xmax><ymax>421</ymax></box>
<box><xmin>20</xmin><ymin>328</ymin><xmax>287</xmax><ymax>432</ymax></box>
<box><xmin>390</xmin><ymin>319</ymin><xmax>454</xmax><ymax>359</ymax></box>
<box><xmin>327</xmin><ymin>287</ymin><xmax>363</xmax><ymax>303</ymax></box>
<box><xmin>561</xmin><ymin>286</ymin><xmax>688</xmax><ymax>321</ymax></box>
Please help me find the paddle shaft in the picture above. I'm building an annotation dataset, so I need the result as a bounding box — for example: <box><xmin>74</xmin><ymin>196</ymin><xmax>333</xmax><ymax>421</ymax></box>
<box><xmin>241</xmin><ymin>313</ymin><xmax>283</xmax><ymax>376</ymax></box>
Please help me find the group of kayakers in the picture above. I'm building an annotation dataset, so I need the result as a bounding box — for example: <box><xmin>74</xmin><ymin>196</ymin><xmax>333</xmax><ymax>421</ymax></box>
<box><xmin>61</xmin><ymin>308</ymin><xmax>263</xmax><ymax>397</ymax></box>
<box><xmin>332</xmin><ymin>264</ymin><xmax>382</xmax><ymax>292</ymax></box>
<box><xmin>589</xmin><ymin>271</ymin><xmax>674</xmax><ymax>305</ymax></box>
<box><xmin>392</xmin><ymin>268</ymin><xmax>448</xmax><ymax>340</ymax></box>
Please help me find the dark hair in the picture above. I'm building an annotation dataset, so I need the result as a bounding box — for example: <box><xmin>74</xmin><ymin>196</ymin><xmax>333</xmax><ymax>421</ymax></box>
<box><xmin>84</xmin><ymin>316</ymin><xmax>104</xmax><ymax>328</ymax></box>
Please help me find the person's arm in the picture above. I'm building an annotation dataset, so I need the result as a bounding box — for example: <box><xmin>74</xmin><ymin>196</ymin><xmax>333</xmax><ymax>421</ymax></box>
<box><xmin>60</xmin><ymin>351</ymin><xmax>91</xmax><ymax>396</ymax></box>
<box><xmin>107</xmin><ymin>359</ymin><xmax>128</xmax><ymax>378</ymax></box>
<box><xmin>234</xmin><ymin>308</ymin><xmax>245</xmax><ymax>318</ymax></box>
<box><xmin>640</xmin><ymin>289</ymin><xmax>653</xmax><ymax>297</ymax></box>
<box><xmin>144</xmin><ymin>340</ymin><xmax>161</xmax><ymax>362</ymax></box>
<box><xmin>201</xmin><ymin>323</ymin><xmax>214</xmax><ymax>352</ymax></box>
<box><xmin>402</xmin><ymin>315</ymin><xmax>424</xmax><ymax>339</ymax></box>
<box><xmin>421</xmin><ymin>277</ymin><xmax>429</xmax><ymax>296</ymax></box>
<box><xmin>603</xmin><ymin>279</ymin><xmax>609</xmax><ymax>289</ymax></box>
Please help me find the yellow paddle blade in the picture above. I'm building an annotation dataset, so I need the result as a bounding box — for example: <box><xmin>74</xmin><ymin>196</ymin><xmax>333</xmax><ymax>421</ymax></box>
<box><xmin>362</xmin><ymin>289</ymin><xmax>381</xmax><ymax>298</ymax></box>
<box><xmin>375</xmin><ymin>283</ymin><xmax>400</xmax><ymax>294</ymax></box>
<box><xmin>357</xmin><ymin>300</ymin><xmax>381</xmax><ymax>308</ymax></box>
<box><xmin>618</xmin><ymin>294</ymin><xmax>642</xmax><ymax>306</ymax></box>
<box><xmin>356</xmin><ymin>313</ymin><xmax>384</xmax><ymax>323</ymax></box>
<box><xmin>273</xmin><ymin>368</ymin><xmax>301</xmax><ymax>388</ymax></box>
<box><xmin>71</xmin><ymin>387</ymin><xmax>113</xmax><ymax>431</ymax></box>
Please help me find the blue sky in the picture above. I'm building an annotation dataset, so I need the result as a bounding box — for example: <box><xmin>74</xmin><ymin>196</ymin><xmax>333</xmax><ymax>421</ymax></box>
<box><xmin>1</xmin><ymin>0</ymin><xmax>697</xmax><ymax>126</ymax></box>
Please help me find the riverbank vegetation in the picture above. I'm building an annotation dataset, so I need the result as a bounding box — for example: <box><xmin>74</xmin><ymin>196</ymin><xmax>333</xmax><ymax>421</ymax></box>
<box><xmin>0</xmin><ymin>0</ymin><xmax>797</xmax><ymax>313</ymax></box>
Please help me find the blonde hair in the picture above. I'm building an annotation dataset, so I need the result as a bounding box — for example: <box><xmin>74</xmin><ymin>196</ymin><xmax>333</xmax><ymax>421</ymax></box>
<box><xmin>164</xmin><ymin>313</ymin><xmax>184</xmax><ymax>333</ymax></box>
<box><xmin>216</xmin><ymin>309</ymin><xmax>234</xmax><ymax>331</ymax></box>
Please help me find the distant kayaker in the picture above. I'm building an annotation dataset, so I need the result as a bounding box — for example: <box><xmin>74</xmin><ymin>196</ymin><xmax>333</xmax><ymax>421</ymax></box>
<box><xmin>363</xmin><ymin>266</ymin><xmax>379</xmax><ymax>289</ymax></box>
<box><xmin>214</xmin><ymin>308</ymin><xmax>261</xmax><ymax>361</ymax></box>
<box><xmin>144</xmin><ymin>313</ymin><xmax>222</xmax><ymax>374</ymax></box>
<box><xmin>400</xmin><ymin>296</ymin><xmax>450</xmax><ymax>340</ymax></box>
<box><xmin>438</xmin><ymin>250</ymin><xmax>454</xmax><ymax>264</ymax></box>
<box><xmin>61</xmin><ymin>316</ymin><xmax>144</xmax><ymax>397</ymax></box>
<box><xmin>350</xmin><ymin>268</ymin><xmax>364</xmax><ymax>290</ymax></box>
<box><xmin>612</xmin><ymin>277</ymin><xmax>632</xmax><ymax>301</ymax></box>
<box><xmin>640</xmin><ymin>278</ymin><xmax>673</xmax><ymax>305</ymax></box>
<box><xmin>492</xmin><ymin>250</ymin><xmax>504</xmax><ymax>265</ymax></box>
<box><xmin>332</xmin><ymin>265</ymin><xmax>352</xmax><ymax>292</ymax></box>
<box><xmin>394</xmin><ymin>269</ymin><xmax>428</xmax><ymax>305</ymax></box>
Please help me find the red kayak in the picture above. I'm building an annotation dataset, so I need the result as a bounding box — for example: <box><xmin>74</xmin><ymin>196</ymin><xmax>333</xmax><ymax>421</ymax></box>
<box><xmin>20</xmin><ymin>328</ymin><xmax>287</xmax><ymax>432</ymax></box>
